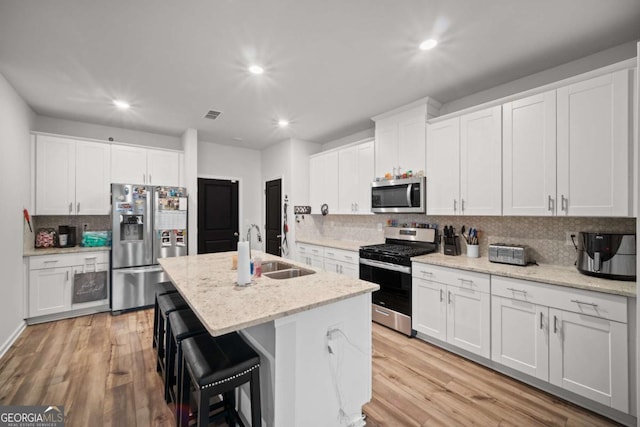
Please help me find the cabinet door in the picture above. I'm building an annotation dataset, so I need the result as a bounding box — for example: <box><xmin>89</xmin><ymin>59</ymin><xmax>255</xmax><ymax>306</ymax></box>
<box><xmin>35</xmin><ymin>135</ymin><xmax>76</xmax><ymax>215</ymax></box>
<box><xmin>397</xmin><ymin>112</ymin><xmax>426</xmax><ymax>175</ymax></box>
<box><xmin>75</xmin><ymin>141</ymin><xmax>111</xmax><ymax>215</ymax></box>
<box><xmin>28</xmin><ymin>267</ymin><xmax>72</xmax><ymax>317</ymax></box>
<box><xmin>446</xmin><ymin>286</ymin><xmax>491</xmax><ymax>358</ymax></box>
<box><xmin>491</xmin><ymin>296</ymin><xmax>549</xmax><ymax>381</ymax></box>
<box><xmin>426</xmin><ymin>117</ymin><xmax>460</xmax><ymax>215</ymax></box>
<box><xmin>356</xmin><ymin>142</ymin><xmax>374</xmax><ymax>213</ymax></box>
<box><xmin>339</xmin><ymin>262</ymin><xmax>359</xmax><ymax>278</ymax></box>
<box><xmin>111</xmin><ymin>145</ymin><xmax>148</xmax><ymax>184</ymax></box>
<box><xmin>549</xmin><ymin>309</ymin><xmax>628</xmax><ymax>412</ymax></box>
<box><xmin>460</xmin><ymin>106</ymin><xmax>502</xmax><ymax>215</ymax></box>
<box><xmin>412</xmin><ymin>278</ymin><xmax>447</xmax><ymax>342</ymax></box>
<box><xmin>338</xmin><ymin>146</ymin><xmax>358</xmax><ymax>214</ymax></box>
<box><xmin>503</xmin><ymin>91</ymin><xmax>557</xmax><ymax>216</ymax></box>
<box><xmin>374</xmin><ymin>122</ymin><xmax>398</xmax><ymax>177</ymax></box>
<box><xmin>557</xmin><ymin>69</ymin><xmax>632</xmax><ymax>216</ymax></box>
<box><xmin>312</xmin><ymin>152</ymin><xmax>338</xmax><ymax>214</ymax></box>
<box><xmin>147</xmin><ymin>149</ymin><xmax>181</xmax><ymax>186</ymax></box>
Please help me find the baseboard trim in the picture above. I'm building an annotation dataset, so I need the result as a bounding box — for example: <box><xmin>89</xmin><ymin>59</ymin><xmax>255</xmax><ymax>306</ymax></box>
<box><xmin>0</xmin><ymin>321</ymin><xmax>27</xmax><ymax>360</ymax></box>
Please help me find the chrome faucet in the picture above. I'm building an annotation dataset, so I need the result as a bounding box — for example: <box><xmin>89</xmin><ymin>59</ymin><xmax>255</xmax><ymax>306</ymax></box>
<box><xmin>246</xmin><ymin>224</ymin><xmax>262</xmax><ymax>258</ymax></box>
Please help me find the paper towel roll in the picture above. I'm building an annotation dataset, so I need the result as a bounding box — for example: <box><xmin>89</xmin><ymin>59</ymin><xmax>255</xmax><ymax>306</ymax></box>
<box><xmin>237</xmin><ymin>241</ymin><xmax>251</xmax><ymax>285</ymax></box>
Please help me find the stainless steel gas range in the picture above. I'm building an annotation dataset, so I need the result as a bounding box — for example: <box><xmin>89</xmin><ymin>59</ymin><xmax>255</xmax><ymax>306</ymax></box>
<box><xmin>359</xmin><ymin>227</ymin><xmax>438</xmax><ymax>336</ymax></box>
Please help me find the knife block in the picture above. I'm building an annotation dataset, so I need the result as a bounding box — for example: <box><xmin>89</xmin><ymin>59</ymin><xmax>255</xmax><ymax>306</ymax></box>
<box><xmin>444</xmin><ymin>235</ymin><xmax>461</xmax><ymax>256</ymax></box>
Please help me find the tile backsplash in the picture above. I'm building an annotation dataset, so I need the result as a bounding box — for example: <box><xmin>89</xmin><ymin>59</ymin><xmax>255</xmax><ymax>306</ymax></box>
<box><xmin>24</xmin><ymin>215</ymin><xmax>111</xmax><ymax>250</ymax></box>
<box><xmin>295</xmin><ymin>214</ymin><xmax>636</xmax><ymax>267</ymax></box>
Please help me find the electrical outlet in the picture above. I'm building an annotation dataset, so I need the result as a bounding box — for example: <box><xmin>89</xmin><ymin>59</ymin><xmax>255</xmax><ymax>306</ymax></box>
<box><xmin>377</xmin><ymin>223</ymin><xmax>383</xmax><ymax>231</ymax></box>
<box><xmin>83</xmin><ymin>223</ymin><xmax>90</xmax><ymax>231</ymax></box>
<box><xmin>565</xmin><ymin>231</ymin><xmax>577</xmax><ymax>246</ymax></box>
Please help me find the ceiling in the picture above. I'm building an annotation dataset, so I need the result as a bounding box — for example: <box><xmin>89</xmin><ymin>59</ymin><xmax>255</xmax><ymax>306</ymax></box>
<box><xmin>1</xmin><ymin>1</ymin><xmax>639</xmax><ymax>149</ymax></box>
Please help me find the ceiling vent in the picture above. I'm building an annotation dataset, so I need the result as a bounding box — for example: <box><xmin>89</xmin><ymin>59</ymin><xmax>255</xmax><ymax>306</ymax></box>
<box><xmin>204</xmin><ymin>110</ymin><xmax>222</xmax><ymax>120</ymax></box>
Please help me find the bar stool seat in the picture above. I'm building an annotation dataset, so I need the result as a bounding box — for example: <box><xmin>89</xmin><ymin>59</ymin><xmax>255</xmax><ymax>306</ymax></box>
<box><xmin>165</xmin><ymin>309</ymin><xmax>206</xmax><ymax>403</ymax></box>
<box><xmin>180</xmin><ymin>333</ymin><xmax>261</xmax><ymax>427</ymax></box>
<box><xmin>156</xmin><ymin>292</ymin><xmax>188</xmax><ymax>376</ymax></box>
<box><xmin>153</xmin><ymin>281</ymin><xmax>177</xmax><ymax>349</ymax></box>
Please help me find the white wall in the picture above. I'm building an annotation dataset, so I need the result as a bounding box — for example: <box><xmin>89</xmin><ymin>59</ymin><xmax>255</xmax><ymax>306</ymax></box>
<box><xmin>0</xmin><ymin>73</ymin><xmax>35</xmax><ymax>355</ymax></box>
<box><xmin>440</xmin><ymin>41</ymin><xmax>638</xmax><ymax>115</ymax></box>
<box><xmin>198</xmin><ymin>141</ymin><xmax>263</xmax><ymax>245</ymax></box>
<box><xmin>34</xmin><ymin>115</ymin><xmax>181</xmax><ymax>150</ymax></box>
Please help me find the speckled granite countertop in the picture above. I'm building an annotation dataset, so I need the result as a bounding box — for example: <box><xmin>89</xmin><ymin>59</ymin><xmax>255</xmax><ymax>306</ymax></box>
<box><xmin>158</xmin><ymin>251</ymin><xmax>379</xmax><ymax>336</ymax></box>
<box><xmin>24</xmin><ymin>246</ymin><xmax>110</xmax><ymax>256</ymax></box>
<box><xmin>411</xmin><ymin>253</ymin><xmax>636</xmax><ymax>297</ymax></box>
<box><xmin>295</xmin><ymin>238</ymin><xmax>381</xmax><ymax>252</ymax></box>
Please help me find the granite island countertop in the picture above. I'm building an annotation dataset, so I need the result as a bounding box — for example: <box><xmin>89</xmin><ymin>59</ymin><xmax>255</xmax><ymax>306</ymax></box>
<box><xmin>411</xmin><ymin>253</ymin><xmax>636</xmax><ymax>297</ymax></box>
<box><xmin>158</xmin><ymin>251</ymin><xmax>379</xmax><ymax>336</ymax></box>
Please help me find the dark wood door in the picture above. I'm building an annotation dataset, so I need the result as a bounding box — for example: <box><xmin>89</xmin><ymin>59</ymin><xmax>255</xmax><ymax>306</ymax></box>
<box><xmin>265</xmin><ymin>179</ymin><xmax>282</xmax><ymax>256</ymax></box>
<box><xmin>197</xmin><ymin>178</ymin><xmax>239</xmax><ymax>254</ymax></box>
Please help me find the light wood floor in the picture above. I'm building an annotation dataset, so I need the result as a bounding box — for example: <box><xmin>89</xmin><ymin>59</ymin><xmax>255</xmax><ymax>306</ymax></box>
<box><xmin>0</xmin><ymin>310</ymin><xmax>622</xmax><ymax>426</ymax></box>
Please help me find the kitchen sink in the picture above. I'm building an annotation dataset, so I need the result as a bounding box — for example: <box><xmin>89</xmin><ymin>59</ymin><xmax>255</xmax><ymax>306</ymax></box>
<box><xmin>261</xmin><ymin>260</ymin><xmax>295</xmax><ymax>273</ymax></box>
<box><xmin>263</xmin><ymin>268</ymin><xmax>316</xmax><ymax>280</ymax></box>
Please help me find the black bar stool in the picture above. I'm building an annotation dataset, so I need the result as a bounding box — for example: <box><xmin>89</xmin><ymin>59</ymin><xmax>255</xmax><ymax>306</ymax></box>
<box><xmin>165</xmin><ymin>308</ymin><xmax>206</xmax><ymax>403</ymax></box>
<box><xmin>153</xmin><ymin>281</ymin><xmax>177</xmax><ymax>349</ymax></box>
<box><xmin>180</xmin><ymin>333</ymin><xmax>261</xmax><ymax>427</ymax></box>
<box><xmin>156</xmin><ymin>292</ymin><xmax>188</xmax><ymax>376</ymax></box>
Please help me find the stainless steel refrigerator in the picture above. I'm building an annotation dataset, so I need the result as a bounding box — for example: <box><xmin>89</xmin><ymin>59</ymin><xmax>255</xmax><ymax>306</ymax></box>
<box><xmin>110</xmin><ymin>184</ymin><xmax>188</xmax><ymax>312</ymax></box>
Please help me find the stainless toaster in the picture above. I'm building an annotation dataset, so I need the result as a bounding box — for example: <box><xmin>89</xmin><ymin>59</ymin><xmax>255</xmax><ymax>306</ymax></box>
<box><xmin>488</xmin><ymin>243</ymin><xmax>530</xmax><ymax>266</ymax></box>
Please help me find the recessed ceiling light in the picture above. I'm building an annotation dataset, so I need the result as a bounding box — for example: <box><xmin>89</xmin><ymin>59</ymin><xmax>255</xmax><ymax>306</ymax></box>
<box><xmin>249</xmin><ymin>65</ymin><xmax>264</xmax><ymax>75</ymax></box>
<box><xmin>419</xmin><ymin>39</ymin><xmax>438</xmax><ymax>50</ymax></box>
<box><xmin>113</xmin><ymin>99</ymin><xmax>130</xmax><ymax>110</ymax></box>
<box><xmin>278</xmin><ymin>119</ymin><xmax>289</xmax><ymax>128</ymax></box>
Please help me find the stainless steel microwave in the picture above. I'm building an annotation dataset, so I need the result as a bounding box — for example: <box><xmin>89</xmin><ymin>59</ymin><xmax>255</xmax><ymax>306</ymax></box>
<box><xmin>371</xmin><ymin>177</ymin><xmax>426</xmax><ymax>213</ymax></box>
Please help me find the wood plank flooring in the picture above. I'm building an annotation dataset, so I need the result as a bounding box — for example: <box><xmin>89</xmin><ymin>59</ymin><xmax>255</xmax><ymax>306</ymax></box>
<box><xmin>0</xmin><ymin>310</ymin><xmax>622</xmax><ymax>426</ymax></box>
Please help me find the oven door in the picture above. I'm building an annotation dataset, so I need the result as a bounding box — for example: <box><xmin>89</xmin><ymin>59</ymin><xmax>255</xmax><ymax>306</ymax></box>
<box><xmin>359</xmin><ymin>259</ymin><xmax>411</xmax><ymax>316</ymax></box>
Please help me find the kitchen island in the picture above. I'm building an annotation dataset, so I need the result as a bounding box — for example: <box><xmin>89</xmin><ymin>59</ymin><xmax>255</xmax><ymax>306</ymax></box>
<box><xmin>158</xmin><ymin>251</ymin><xmax>379</xmax><ymax>427</ymax></box>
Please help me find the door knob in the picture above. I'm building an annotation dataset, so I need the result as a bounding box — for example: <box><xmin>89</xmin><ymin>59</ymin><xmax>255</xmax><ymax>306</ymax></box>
<box><xmin>233</xmin><ymin>232</ymin><xmax>239</xmax><ymax>237</ymax></box>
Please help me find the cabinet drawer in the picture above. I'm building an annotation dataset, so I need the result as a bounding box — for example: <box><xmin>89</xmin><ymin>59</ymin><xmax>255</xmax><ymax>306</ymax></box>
<box><xmin>29</xmin><ymin>251</ymin><xmax>109</xmax><ymax>270</ymax></box>
<box><xmin>492</xmin><ymin>276</ymin><xmax>627</xmax><ymax>323</ymax></box>
<box><xmin>412</xmin><ymin>263</ymin><xmax>490</xmax><ymax>293</ymax></box>
<box><xmin>297</xmin><ymin>244</ymin><xmax>324</xmax><ymax>257</ymax></box>
<box><xmin>323</xmin><ymin>248</ymin><xmax>358</xmax><ymax>264</ymax></box>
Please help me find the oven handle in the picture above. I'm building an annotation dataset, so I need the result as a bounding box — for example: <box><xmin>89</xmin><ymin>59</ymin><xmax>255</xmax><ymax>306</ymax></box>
<box><xmin>360</xmin><ymin>258</ymin><xmax>411</xmax><ymax>274</ymax></box>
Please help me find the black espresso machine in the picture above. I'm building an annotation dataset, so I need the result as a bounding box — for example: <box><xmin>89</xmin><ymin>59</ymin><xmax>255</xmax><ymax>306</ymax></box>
<box><xmin>576</xmin><ymin>232</ymin><xmax>636</xmax><ymax>281</ymax></box>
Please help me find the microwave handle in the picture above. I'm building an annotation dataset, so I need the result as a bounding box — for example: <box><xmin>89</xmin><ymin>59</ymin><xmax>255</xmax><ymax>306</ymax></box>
<box><xmin>406</xmin><ymin>184</ymin><xmax>412</xmax><ymax>206</ymax></box>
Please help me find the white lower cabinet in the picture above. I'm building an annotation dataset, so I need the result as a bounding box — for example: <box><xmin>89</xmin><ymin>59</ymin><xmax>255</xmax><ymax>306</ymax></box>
<box><xmin>412</xmin><ymin>263</ymin><xmax>491</xmax><ymax>358</ymax></box>
<box><xmin>296</xmin><ymin>243</ymin><xmax>359</xmax><ymax>278</ymax></box>
<box><xmin>491</xmin><ymin>276</ymin><xmax>629</xmax><ymax>413</ymax></box>
<box><xmin>27</xmin><ymin>251</ymin><xmax>110</xmax><ymax>320</ymax></box>
<box><xmin>297</xmin><ymin>243</ymin><xmax>324</xmax><ymax>269</ymax></box>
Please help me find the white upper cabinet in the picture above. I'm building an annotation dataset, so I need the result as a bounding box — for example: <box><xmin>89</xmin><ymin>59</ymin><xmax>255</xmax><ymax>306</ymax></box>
<box><xmin>503</xmin><ymin>91</ymin><xmax>557</xmax><ymax>216</ymax></box>
<box><xmin>460</xmin><ymin>106</ymin><xmax>502</xmax><ymax>215</ymax></box>
<box><xmin>426</xmin><ymin>117</ymin><xmax>460</xmax><ymax>215</ymax></box>
<box><xmin>338</xmin><ymin>141</ymin><xmax>374</xmax><ymax>214</ymax></box>
<box><xmin>426</xmin><ymin>106</ymin><xmax>502</xmax><ymax>216</ymax></box>
<box><xmin>36</xmin><ymin>135</ymin><xmax>110</xmax><ymax>215</ymax></box>
<box><xmin>309</xmin><ymin>151</ymin><xmax>339</xmax><ymax>214</ymax></box>
<box><xmin>556</xmin><ymin>69</ymin><xmax>632</xmax><ymax>216</ymax></box>
<box><xmin>111</xmin><ymin>144</ymin><xmax>181</xmax><ymax>187</ymax></box>
<box><xmin>373</xmin><ymin>101</ymin><xmax>440</xmax><ymax>178</ymax></box>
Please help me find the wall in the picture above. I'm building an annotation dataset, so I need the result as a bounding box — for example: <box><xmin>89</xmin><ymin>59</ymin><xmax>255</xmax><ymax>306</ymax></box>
<box><xmin>34</xmin><ymin>115</ymin><xmax>181</xmax><ymax>150</ymax></box>
<box><xmin>198</xmin><ymin>140</ymin><xmax>263</xmax><ymax>245</ymax></box>
<box><xmin>439</xmin><ymin>41</ymin><xmax>638</xmax><ymax>115</ymax></box>
<box><xmin>321</xmin><ymin>128</ymin><xmax>374</xmax><ymax>151</ymax></box>
<box><xmin>296</xmin><ymin>214</ymin><xmax>635</xmax><ymax>267</ymax></box>
<box><xmin>0</xmin><ymin>73</ymin><xmax>35</xmax><ymax>355</ymax></box>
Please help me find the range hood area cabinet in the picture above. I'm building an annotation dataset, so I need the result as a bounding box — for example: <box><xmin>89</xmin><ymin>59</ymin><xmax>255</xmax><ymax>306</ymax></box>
<box><xmin>426</xmin><ymin>105</ymin><xmax>503</xmax><ymax>216</ymax></box>
<box><xmin>372</xmin><ymin>98</ymin><xmax>441</xmax><ymax>178</ymax></box>
<box><xmin>503</xmin><ymin>69</ymin><xmax>633</xmax><ymax>217</ymax></box>
<box><xmin>35</xmin><ymin>134</ymin><xmax>111</xmax><ymax>215</ymax></box>
<box><xmin>309</xmin><ymin>139</ymin><xmax>374</xmax><ymax>215</ymax></box>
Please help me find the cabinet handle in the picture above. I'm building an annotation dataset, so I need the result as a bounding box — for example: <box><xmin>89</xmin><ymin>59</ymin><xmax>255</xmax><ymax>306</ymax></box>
<box><xmin>345</xmin><ymin>256</ymin><xmax>353</xmax><ymax>260</ymax></box>
<box><xmin>439</xmin><ymin>289</ymin><xmax>443</xmax><ymax>302</ymax></box>
<box><xmin>461</xmin><ymin>198</ymin><xmax>465</xmax><ymax>212</ymax></box>
<box><xmin>355</xmin><ymin>203</ymin><xmax>358</xmax><ymax>211</ymax></box>
<box><xmin>539</xmin><ymin>312</ymin><xmax>543</xmax><ymax>330</ymax></box>
<box><xmin>340</xmin><ymin>265</ymin><xmax>343</xmax><ymax>274</ymax></box>
<box><xmin>548</xmin><ymin>195</ymin><xmax>554</xmax><ymax>211</ymax></box>
<box><xmin>458</xmin><ymin>278</ymin><xmax>473</xmax><ymax>285</ymax></box>
<box><xmin>570</xmin><ymin>299</ymin><xmax>598</xmax><ymax>308</ymax></box>
<box><xmin>453</xmin><ymin>199</ymin><xmax>457</xmax><ymax>213</ymax></box>
<box><xmin>69</xmin><ymin>202</ymin><xmax>73</xmax><ymax>214</ymax></box>
<box><xmin>448</xmin><ymin>291</ymin><xmax>452</xmax><ymax>304</ymax></box>
<box><xmin>77</xmin><ymin>202</ymin><xmax>80</xmax><ymax>213</ymax></box>
<box><xmin>553</xmin><ymin>315</ymin><xmax>558</xmax><ymax>334</ymax></box>
<box><xmin>143</xmin><ymin>173</ymin><xmax>146</xmax><ymax>183</ymax></box>
<box><xmin>66</xmin><ymin>271</ymin><xmax>69</xmax><ymax>281</ymax></box>
<box><xmin>561</xmin><ymin>194</ymin><xmax>567</xmax><ymax>212</ymax></box>
<box><xmin>506</xmin><ymin>287</ymin><xmax>527</xmax><ymax>295</ymax></box>
<box><xmin>149</xmin><ymin>174</ymin><xmax>152</xmax><ymax>184</ymax></box>
<box><xmin>420</xmin><ymin>270</ymin><xmax>433</xmax><ymax>276</ymax></box>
